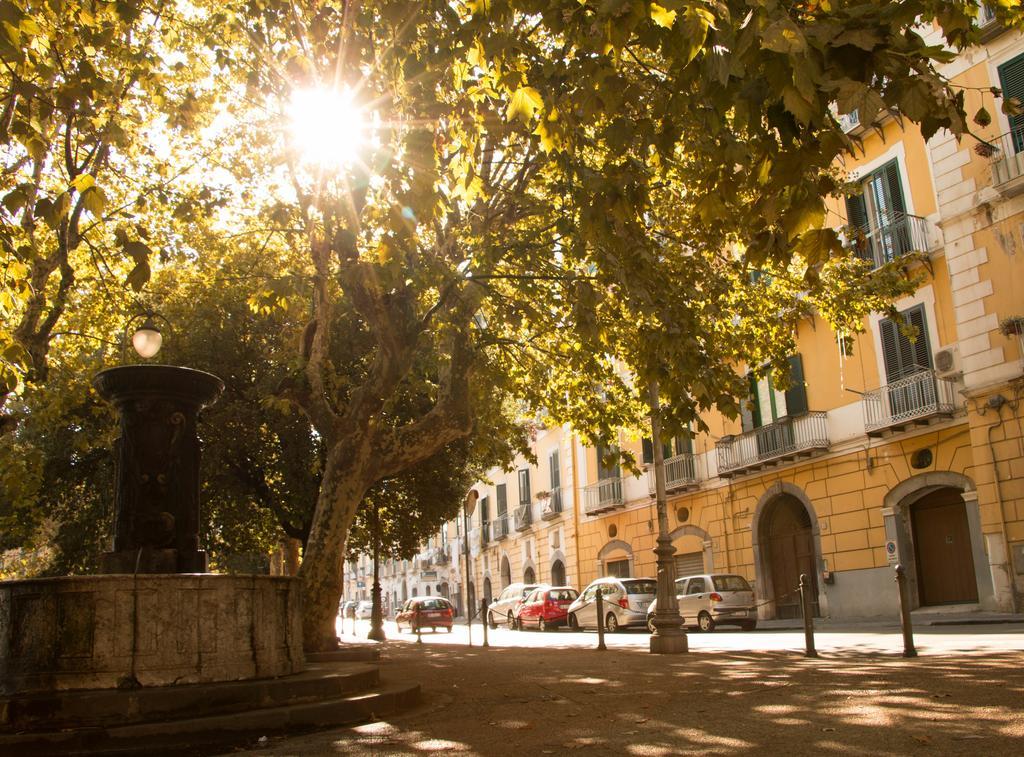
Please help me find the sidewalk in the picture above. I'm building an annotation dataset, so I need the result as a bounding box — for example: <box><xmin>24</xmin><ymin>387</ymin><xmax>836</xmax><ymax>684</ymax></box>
<box><xmin>226</xmin><ymin>636</ymin><xmax>1024</xmax><ymax>756</ymax></box>
<box><xmin>757</xmin><ymin>610</ymin><xmax>1024</xmax><ymax>631</ymax></box>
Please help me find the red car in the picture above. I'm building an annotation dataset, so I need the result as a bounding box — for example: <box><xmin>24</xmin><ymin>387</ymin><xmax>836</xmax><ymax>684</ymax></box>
<box><xmin>396</xmin><ymin>596</ymin><xmax>454</xmax><ymax>633</ymax></box>
<box><xmin>515</xmin><ymin>586</ymin><xmax>579</xmax><ymax>631</ymax></box>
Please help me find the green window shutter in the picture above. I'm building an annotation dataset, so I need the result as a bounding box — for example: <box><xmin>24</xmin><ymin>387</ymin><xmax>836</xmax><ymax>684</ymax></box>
<box><xmin>518</xmin><ymin>469</ymin><xmax>530</xmax><ymax>505</ymax></box>
<box><xmin>879</xmin><ymin>317</ymin><xmax>904</xmax><ymax>382</ymax></box>
<box><xmin>740</xmin><ymin>373</ymin><xmax>761</xmax><ymax>432</ymax></box>
<box><xmin>845</xmin><ymin>193</ymin><xmax>869</xmax><ymax>231</ymax></box>
<box><xmin>597</xmin><ymin>445</ymin><xmax>620</xmax><ymax>480</ymax></box>
<box><xmin>480</xmin><ymin>496</ymin><xmax>489</xmax><ymax>523</ymax></box>
<box><xmin>549</xmin><ymin>449</ymin><xmax>560</xmax><ymax>490</ymax></box>
<box><xmin>642</xmin><ymin>437</ymin><xmax>654</xmax><ymax>465</ymax></box>
<box><xmin>496</xmin><ymin>484</ymin><xmax>507</xmax><ymax>515</ymax></box>
<box><xmin>904</xmin><ymin>305</ymin><xmax>932</xmax><ymax>371</ymax></box>
<box><xmin>877</xmin><ymin>159</ymin><xmax>907</xmax><ymax>218</ymax></box>
<box><xmin>998</xmin><ymin>53</ymin><xmax>1024</xmax><ymax>152</ymax></box>
<box><xmin>784</xmin><ymin>354</ymin><xmax>808</xmax><ymax>416</ymax></box>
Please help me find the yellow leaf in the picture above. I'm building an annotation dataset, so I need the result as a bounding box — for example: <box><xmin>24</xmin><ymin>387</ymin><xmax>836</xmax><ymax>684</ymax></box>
<box><xmin>650</xmin><ymin>3</ymin><xmax>677</xmax><ymax>29</ymax></box>
<box><xmin>506</xmin><ymin>86</ymin><xmax>543</xmax><ymax>125</ymax></box>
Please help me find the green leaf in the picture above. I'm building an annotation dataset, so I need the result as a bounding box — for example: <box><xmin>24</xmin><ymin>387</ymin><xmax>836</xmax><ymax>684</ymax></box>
<box><xmin>761</xmin><ymin>19</ymin><xmax>806</xmax><ymax>55</ymax></box>
<box><xmin>123</xmin><ymin>240</ymin><xmax>152</xmax><ymax>264</ymax></box>
<box><xmin>81</xmin><ymin>186</ymin><xmax>106</xmax><ymax>216</ymax></box>
<box><xmin>125</xmin><ymin>260</ymin><xmax>151</xmax><ymax>292</ymax></box>
<box><xmin>782</xmin><ymin>86</ymin><xmax>815</xmax><ymax>126</ymax></box>
<box><xmin>70</xmin><ymin>174</ymin><xmax>95</xmax><ymax>193</ymax></box>
<box><xmin>832</xmin><ymin>28</ymin><xmax>881</xmax><ymax>51</ymax></box>
<box><xmin>650</xmin><ymin>3</ymin><xmax>677</xmax><ymax>29</ymax></box>
<box><xmin>506</xmin><ymin>86</ymin><xmax>544</xmax><ymax>125</ymax></box>
<box><xmin>973</xmin><ymin>106</ymin><xmax>991</xmax><ymax>126</ymax></box>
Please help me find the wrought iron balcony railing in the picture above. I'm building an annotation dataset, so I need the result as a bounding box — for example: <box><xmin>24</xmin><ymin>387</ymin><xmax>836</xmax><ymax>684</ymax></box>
<box><xmin>492</xmin><ymin>513</ymin><xmax>509</xmax><ymax>540</ymax></box>
<box><xmin>716</xmin><ymin>412</ymin><xmax>830</xmax><ymax>477</ymax></box>
<box><xmin>862</xmin><ymin>368</ymin><xmax>959</xmax><ymax>436</ymax></box>
<box><xmin>514</xmin><ymin>504</ymin><xmax>532</xmax><ymax>532</ymax></box>
<box><xmin>990</xmin><ymin>127</ymin><xmax>1024</xmax><ymax>198</ymax></box>
<box><xmin>433</xmin><ymin>547</ymin><xmax>450</xmax><ymax>566</ymax></box>
<box><xmin>540</xmin><ymin>487</ymin><xmax>563</xmax><ymax>520</ymax></box>
<box><xmin>646</xmin><ymin>452</ymin><xmax>699</xmax><ymax>496</ymax></box>
<box><xmin>845</xmin><ymin>212</ymin><xmax>929</xmax><ymax>268</ymax></box>
<box><xmin>838</xmin><ymin>109</ymin><xmax>861</xmax><ymax>133</ymax></box>
<box><xmin>583</xmin><ymin>477</ymin><xmax>624</xmax><ymax>515</ymax></box>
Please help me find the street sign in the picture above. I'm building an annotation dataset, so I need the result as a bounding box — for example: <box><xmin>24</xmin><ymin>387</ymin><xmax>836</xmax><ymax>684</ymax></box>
<box><xmin>356</xmin><ymin>580</ymin><xmax>365</xmax><ymax>588</ymax></box>
<box><xmin>885</xmin><ymin>540</ymin><xmax>898</xmax><ymax>564</ymax></box>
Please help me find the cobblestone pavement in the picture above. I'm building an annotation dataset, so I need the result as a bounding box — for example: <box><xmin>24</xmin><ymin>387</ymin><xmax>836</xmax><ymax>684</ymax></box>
<box><xmin>224</xmin><ymin>621</ymin><xmax>1024</xmax><ymax>756</ymax></box>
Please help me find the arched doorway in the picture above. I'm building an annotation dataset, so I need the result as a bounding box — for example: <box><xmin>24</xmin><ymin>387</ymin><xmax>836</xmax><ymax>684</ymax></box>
<box><xmin>524</xmin><ymin>565</ymin><xmax>536</xmax><ymax>584</ymax></box>
<box><xmin>760</xmin><ymin>494</ymin><xmax>819</xmax><ymax>619</ymax></box>
<box><xmin>483</xmin><ymin>576</ymin><xmax>492</xmax><ymax>606</ymax></box>
<box><xmin>440</xmin><ymin>581</ymin><xmax>450</xmax><ymax>599</ymax></box>
<box><xmin>551</xmin><ymin>559</ymin><xmax>566</xmax><ymax>586</ymax></box>
<box><xmin>911</xmin><ymin>488</ymin><xmax>978</xmax><ymax>605</ymax></box>
<box><xmin>500</xmin><ymin>555</ymin><xmax>512</xmax><ymax>588</ymax></box>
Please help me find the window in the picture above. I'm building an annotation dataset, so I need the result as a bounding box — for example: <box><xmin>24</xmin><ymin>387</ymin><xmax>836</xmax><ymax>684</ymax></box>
<box><xmin>548</xmin><ymin>449</ymin><xmax>560</xmax><ymax>491</ymax></box>
<box><xmin>711</xmin><ymin>575</ymin><xmax>752</xmax><ymax>592</ymax></box>
<box><xmin>496</xmin><ymin>484</ymin><xmax>508</xmax><ymax>515</ymax></box>
<box><xmin>642</xmin><ymin>434</ymin><xmax>693</xmax><ymax>464</ymax></box>
<box><xmin>879</xmin><ymin>305</ymin><xmax>932</xmax><ymax>382</ymax></box>
<box><xmin>605</xmin><ymin>558</ymin><xmax>630</xmax><ymax>578</ymax></box>
<box><xmin>741</xmin><ymin>355</ymin><xmax>807</xmax><ymax>432</ymax></box>
<box><xmin>518</xmin><ymin>469</ymin><xmax>531</xmax><ymax>505</ymax></box>
<box><xmin>623</xmin><ymin>579</ymin><xmax>657</xmax><ymax>595</ymax></box>
<box><xmin>479</xmin><ymin>495</ymin><xmax>490</xmax><ymax>525</ymax></box>
<box><xmin>597</xmin><ymin>444</ymin><xmax>620</xmax><ymax>480</ymax></box>
<box><xmin>999</xmin><ymin>53</ymin><xmax>1024</xmax><ymax>153</ymax></box>
<box><xmin>686</xmin><ymin>577</ymin><xmax>707</xmax><ymax>594</ymax></box>
<box><xmin>845</xmin><ymin>159</ymin><xmax>913</xmax><ymax>264</ymax></box>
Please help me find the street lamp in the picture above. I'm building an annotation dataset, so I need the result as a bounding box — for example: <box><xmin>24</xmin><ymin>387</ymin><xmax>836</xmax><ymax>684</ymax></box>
<box><xmin>368</xmin><ymin>500</ymin><xmax>386</xmax><ymax>642</ymax></box>
<box><xmin>123</xmin><ymin>311</ymin><xmax>170</xmax><ymax>361</ymax></box>
<box><xmin>463</xmin><ymin>489</ymin><xmax>478</xmax><ymax>646</ymax></box>
<box><xmin>647</xmin><ymin>380</ymin><xmax>688</xmax><ymax>654</ymax></box>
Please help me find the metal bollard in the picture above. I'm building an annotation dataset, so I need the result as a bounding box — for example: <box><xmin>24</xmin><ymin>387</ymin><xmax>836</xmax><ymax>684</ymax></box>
<box><xmin>481</xmin><ymin>599</ymin><xmax>490</xmax><ymax>648</ymax></box>
<box><xmin>799</xmin><ymin>574</ymin><xmax>818</xmax><ymax>658</ymax></box>
<box><xmin>416</xmin><ymin>613</ymin><xmax>423</xmax><ymax>644</ymax></box>
<box><xmin>596</xmin><ymin>587</ymin><xmax>607</xmax><ymax>651</ymax></box>
<box><xmin>894</xmin><ymin>564</ymin><xmax>917</xmax><ymax>658</ymax></box>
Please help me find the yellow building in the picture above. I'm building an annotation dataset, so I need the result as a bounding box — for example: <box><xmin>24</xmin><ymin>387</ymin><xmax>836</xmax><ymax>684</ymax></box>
<box><xmin>569</xmin><ymin>22</ymin><xmax>1024</xmax><ymax>621</ymax></box>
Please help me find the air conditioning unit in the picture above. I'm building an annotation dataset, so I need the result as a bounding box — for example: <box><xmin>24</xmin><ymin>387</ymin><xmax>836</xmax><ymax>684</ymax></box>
<box><xmin>934</xmin><ymin>345</ymin><xmax>962</xmax><ymax>378</ymax></box>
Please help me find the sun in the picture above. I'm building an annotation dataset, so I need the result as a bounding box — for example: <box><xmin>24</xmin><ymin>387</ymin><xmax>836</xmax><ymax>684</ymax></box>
<box><xmin>287</xmin><ymin>86</ymin><xmax>369</xmax><ymax>169</ymax></box>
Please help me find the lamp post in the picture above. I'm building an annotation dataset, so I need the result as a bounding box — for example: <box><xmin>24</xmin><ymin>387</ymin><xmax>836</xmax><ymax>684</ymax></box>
<box><xmin>368</xmin><ymin>500</ymin><xmax>386</xmax><ymax>641</ymax></box>
<box><xmin>463</xmin><ymin>490</ymin><xmax>478</xmax><ymax>646</ymax></box>
<box><xmin>647</xmin><ymin>380</ymin><xmax>688</xmax><ymax>654</ymax></box>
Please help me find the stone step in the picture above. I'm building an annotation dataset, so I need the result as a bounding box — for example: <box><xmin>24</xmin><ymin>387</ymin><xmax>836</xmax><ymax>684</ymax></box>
<box><xmin>0</xmin><ymin>663</ymin><xmax>379</xmax><ymax>732</ymax></box>
<box><xmin>0</xmin><ymin>679</ymin><xmax>420</xmax><ymax>756</ymax></box>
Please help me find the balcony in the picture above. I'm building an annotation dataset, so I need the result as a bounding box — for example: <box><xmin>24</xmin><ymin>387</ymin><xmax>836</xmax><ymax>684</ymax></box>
<box><xmin>433</xmin><ymin>547</ymin><xmax>450</xmax><ymax>566</ymax></box>
<box><xmin>846</xmin><ymin>212</ymin><xmax>930</xmax><ymax>268</ymax></box>
<box><xmin>492</xmin><ymin>513</ymin><xmax>509</xmax><ymax>541</ymax></box>
<box><xmin>863</xmin><ymin>369</ymin><xmax>959</xmax><ymax>437</ymax></box>
<box><xmin>646</xmin><ymin>453</ymin><xmax>699</xmax><ymax>496</ymax></box>
<box><xmin>990</xmin><ymin>128</ymin><xmax>1024</xmax><ymax>198</ymax></box>
<box><xmin>716</xmin><ymin>412</ymin><xmax>830</xmax><ymax>478</ymax></box>
<box><xmin>838</xmin><ymin>109</ymin><xmax>862</xmax><ymax>134</ymax></box>
<box><xmin>583</xmin><ymin>477</ymin><xmax>624</xmax><ymax>515</ymax></box>
<box><xmin>540</xmin><ymin>487</ymin><xmax>563</xmax><ymax>520</ymax></box>
<box><xmin>514</xmin><ymin>504</ymin><xmax>532</xmax><ymax>532</ymax></box>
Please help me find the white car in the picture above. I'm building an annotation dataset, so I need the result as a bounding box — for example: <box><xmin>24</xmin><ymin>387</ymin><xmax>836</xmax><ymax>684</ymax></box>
<box><xmin>354</xmin><ymin>600</ymin><xmax>374</xmax><ymax>619</ymax></box>
<box><xmin>647</xmin><ymin>573</ymin><xmax>756</xmax><ymax>632</ymax></box>
<box><xmin>566</xmin><ymin>577</ymin><xmax>656</xmax><ymax>632</ymax></box>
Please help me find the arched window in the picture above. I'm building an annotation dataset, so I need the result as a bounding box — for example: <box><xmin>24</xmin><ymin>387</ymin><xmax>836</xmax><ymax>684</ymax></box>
<box><xmin>500</xmin><ymin>556</ymin><xmax>512</xmax><ymax>588</ymax></box>
<box><xmin>524</xmin><ymin>565</ymin><xmax>536</xmax><ymax>584</ymax></box>
<box><xmin>551</xmin><ymin>559</ymin><xmax>566</xmax><ymax>586</ymax></box>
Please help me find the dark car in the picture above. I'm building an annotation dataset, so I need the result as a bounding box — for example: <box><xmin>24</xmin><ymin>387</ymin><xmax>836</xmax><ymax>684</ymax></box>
<box><xmin>396</xmin><ymin>596</ymin><xmax>455</xmax><ymax>633</ymax></box>
<box><xmin>515</xmin><ymin>586</ymin><xmax>579</xmax><ymax>631</ymax></box>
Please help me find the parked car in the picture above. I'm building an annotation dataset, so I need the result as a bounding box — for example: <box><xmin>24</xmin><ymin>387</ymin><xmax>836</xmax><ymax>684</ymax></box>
<box><xmin>487</xmin><ymin>582</ymin><xmax>541</xmax><ymax>629</ymax></box>
<box><xmin>515</xmin><ymin>586</ymin><xmax>579</xmax><ymax>631</ymax></box>
<box><xmin>339</xmin><ymin>600</ymin><xmax>356</xmax><ymax>619</ymax></box>
<box><xmin>354</xmin><ymin>600</ymin><xmax>374</xmax><ymax>620</ymax></box>
<box><xmin>567</xmin><ymin>577</ymin><xmax>656</xmax><ymax>632</ymax></box>
<box><xmin>646</xmin><ymin>574</ymin><xmax>757</xmax><ymax>632</ymax></box>
<box><xmin>396</xmin><ymin>596</ymin><xmax>455</xmax><ymax>633</ymax></box>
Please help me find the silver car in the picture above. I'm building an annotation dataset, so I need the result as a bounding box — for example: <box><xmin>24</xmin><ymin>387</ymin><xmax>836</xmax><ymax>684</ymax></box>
<box><xmin>355</xmin><ymin>600</ymin><xmax>374</xmax><ymax>620</ymax></box>
<box><xmin>487</xmin><ymin>582</ymin><xmax>541</xmax><ymax>629</ymax></box>
<box><xmin>647</xmin><ymin>573</ymin><xmax>756</xmax><ymax>632</ymax></box>
<box><xmin>567</xmin><ymin>577</ymin><xmax>656</xmax><ymax>632</ymax></box>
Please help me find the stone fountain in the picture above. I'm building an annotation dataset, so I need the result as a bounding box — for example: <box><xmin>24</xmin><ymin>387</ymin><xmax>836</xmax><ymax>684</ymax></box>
<box><xmin>0</xmin><ymin>365</ymin><xmax>304</xmax><ymax>695</ymax></box>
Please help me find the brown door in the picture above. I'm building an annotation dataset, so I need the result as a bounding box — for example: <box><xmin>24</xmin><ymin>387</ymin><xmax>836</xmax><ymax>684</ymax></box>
<box><xmin>764</xmin><ymin>496</ymin><xmax>819</xmax><ymax>619</ymax></box>
<box><xmin>911</xmin><ymin>489</ymin><xmax>978</xmax><ymax>605</ymax></box>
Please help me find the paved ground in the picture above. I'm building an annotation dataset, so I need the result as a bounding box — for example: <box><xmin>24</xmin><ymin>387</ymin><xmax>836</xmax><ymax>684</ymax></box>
<box><xmin>223</xmin><ymin>619</ymin><xmax>1024</xmax><ymax>756</ymax></box>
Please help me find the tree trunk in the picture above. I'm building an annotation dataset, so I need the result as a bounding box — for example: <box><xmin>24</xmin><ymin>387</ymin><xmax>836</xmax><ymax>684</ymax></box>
<box><xmin>297</xmin><ymin>444</ymin><xmax>373</xmax><ymax>651</ymax></box>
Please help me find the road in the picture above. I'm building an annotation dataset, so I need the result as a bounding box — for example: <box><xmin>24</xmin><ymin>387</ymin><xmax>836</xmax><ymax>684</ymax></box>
<box><xmin>337</xmin><ymin>616</ymin><xmax>1024</xmax><ymax>656</ymax></box>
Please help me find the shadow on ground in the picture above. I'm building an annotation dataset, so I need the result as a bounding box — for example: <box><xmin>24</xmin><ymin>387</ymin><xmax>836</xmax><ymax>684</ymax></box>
<box><xmin>228</xmin><ymin>641</ymin><xmax>1024</xmax><ymax>756</ymax></box>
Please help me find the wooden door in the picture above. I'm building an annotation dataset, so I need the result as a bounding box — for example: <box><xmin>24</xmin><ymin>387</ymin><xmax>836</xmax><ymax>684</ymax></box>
<box><xmin>765</xmin><ymin>496</ymin><xmax>819</xmax><ymax>619</ymax></box>
<box><xmin>912</xmin><ymin>489</ymin><xmax>978</xmax><ymax>605</ymax></box>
